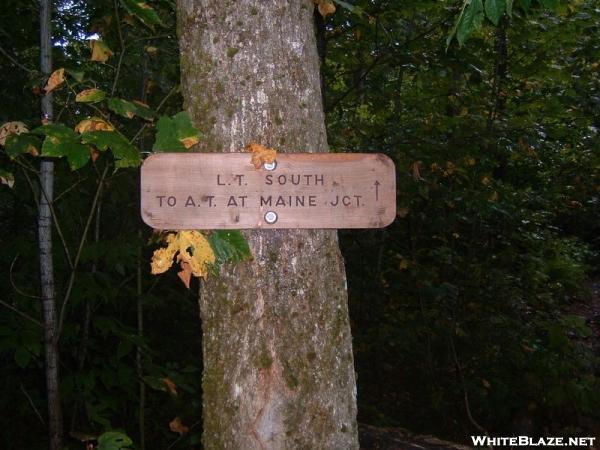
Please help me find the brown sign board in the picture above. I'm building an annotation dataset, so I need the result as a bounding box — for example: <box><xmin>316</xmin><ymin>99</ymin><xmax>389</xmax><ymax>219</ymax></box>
<box><xmin>140</xmin><ymin>153</ymin><xmax>396</xmax><ymax>229</ymax></box>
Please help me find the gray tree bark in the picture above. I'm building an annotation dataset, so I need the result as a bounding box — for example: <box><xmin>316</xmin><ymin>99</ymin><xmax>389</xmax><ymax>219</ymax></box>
<box><xmin>176</xmin><ymin>1</ymin><xmax>359</xmax><ymax>449</ymax></box>
<box><xmin>39</xmin><ymin>0</ymin><xmax>62</xmax><ymax>449</ymax></box>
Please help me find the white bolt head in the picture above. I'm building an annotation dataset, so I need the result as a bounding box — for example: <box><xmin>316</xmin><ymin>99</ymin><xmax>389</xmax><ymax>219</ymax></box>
<box><xmin>263</xmin><ymin>160</ymin><xmax>277</xmax><ymax>171</ymax></box>
<box><xmin>264</xmin><ymin>211</ymin><xmax>278</xmax><ymax>224</ymax></box>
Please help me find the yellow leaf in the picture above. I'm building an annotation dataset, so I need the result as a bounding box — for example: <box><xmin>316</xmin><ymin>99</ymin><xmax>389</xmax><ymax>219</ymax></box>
<box><xmin>145</xmin><ymin>46</ymin><xmax>158</xmax><ymax>55</ymax></box>
<box><xmin>168</xmin><ymin>417</ymin><xmax>189</xmax><ymax>436</ymax></box>
<box><xmin>0</xmin><ymin>121</ymin><xmax>28</xmax><ymax>146</ymax></box>
<box><xmin>150</xmin><ymin>231</ymin><xmax>215</xmax><ymax>282</ymax></box>
<box><xmin>245</xmin><ymin>142</ymin><xmax>277</xmax><ymax>169</ymax></box>
<box><xmin>162</xmin><ymin>377</ymin><xmax>178</xmax><ymax>396</ymax></box>
<box><xmin>150</xmin><ymin>245</ymin><xmax>177</xmax><ymax>275</ymax></box>
<box><xmin>74</xmin><ymin>117</ymin><xmax>115</xmax><ymax>133</ymax></box>
<box><xmin>410</xmin><ymin>161</ymin><xmax>424</xmax><ymax>181</ymax></box>
<box><xmin>399</xmin><ymin>259</ymin><xmax>409</xmax><ymax>270</ymax></box>
<box><xmin>43</xmin><ymin>68</ymin><xmax>65</xmax><ymax>93</ymax></box>
<box><xmin>75</xmin><ymin>88</ymin><xmax>105</xmax><ymax>103</ymax></box>
<box><xmin>90</xmin><ymin>40</ymin><xmax>114</xmax><ymax>62</ymax></box>
<box><xmin>176</xmin><ymin>230</ymin><xmax>215</xmax><ymax>278</ymax></box>
<box><xmin>488</xmin><ymin>191</ymin><xmax>499</xmax><ymax>202</ymax></box>
<box><xmin>314</xmin><ymin>0</ymin><xmax>336</xmax><ymax>17</ymax></box>
<box><xmin>0</xmin><ymin>172</ymin><xmax>14</xmax><ymax>188</ymax></box>
<box><xmin>180</xmin><ymin>136</ymin><xmax>199</xmax><ymax>149</ymax></box>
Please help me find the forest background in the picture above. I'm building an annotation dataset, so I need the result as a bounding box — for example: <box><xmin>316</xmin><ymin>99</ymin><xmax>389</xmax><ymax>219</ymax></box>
<box><xmin>0</xmin><ymin>0</ymin><xmax>598</xmax><ymax>448</ymax></box>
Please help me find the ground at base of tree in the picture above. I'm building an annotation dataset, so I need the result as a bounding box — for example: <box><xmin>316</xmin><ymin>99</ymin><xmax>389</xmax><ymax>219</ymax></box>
<box><xmin>359</xmin><ymin>424</ymin><xmax>473</xmax><ymax>450</ymax></box>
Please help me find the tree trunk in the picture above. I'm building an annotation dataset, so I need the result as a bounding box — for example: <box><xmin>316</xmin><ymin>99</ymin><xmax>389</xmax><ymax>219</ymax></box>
<box><xmin>39</xmin><ymin>0</ymin><xmax>63</xmax><ymax>449</ymax></box>
<box><xmin>176</xmin><ymin>1</ymin><xmax>359</xmax><ymax>449</ymax></box>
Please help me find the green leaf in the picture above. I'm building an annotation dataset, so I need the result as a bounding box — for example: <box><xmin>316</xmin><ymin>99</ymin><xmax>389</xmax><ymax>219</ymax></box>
<box><xmin>208</xmin><ymin>230</ymin><xmax>251</xmax><ymax>271</ymax></box>
<box><xmin>107</xmin><ymin>98</ymin><xmax>137</xmax><ymax>119</ymax></box>
<box><xmin>14</xmin><ymin>347</ymin><xmax>30</xmax><ymax>368</ymax></box>
<box><xmin>97</xmin><ymin>431</ymin><xmax>132</xmax><ymax>450</ymax></box>
<box><xmin>153</xmin><ymin>111</ymin><xmax>201</xmax><ymax>152</ymax></box>
<box><xmin>66</xmin><ymin>69</ymin><xmax>85</xmax><ymax>82</ymax></box>
<box><xmin>457</xmin><ymin>0</ymin><xmax>484</xmax><ymax>46</ymax></box>
<box><xmin>142</xmin><ymin>376</ymin><xmax>168</xmax><ymax>392</ymax></box>
<box><xmin>131</xmin><ymin>101</ymin><xmax>156</xmax><ymax>120</ymax></box>
<box><xmin>519</xmin><ymin>0</ymin><xmax>532</xmax><ymax>12</ymax></box>
<box><xmin>116</xmin><ymin>340</ymin><xmax>133</xmax><ymax>358</ymax></box>
<box><xmin>447</xmin><ymin>0</ymin><xmax>485</xmax><ymax>48</ymax></box>
<box><xmin>32</xmin><ymin>124</ymin><xmax>91</xmax><ymax>170</ymax></box>
<box><xmin>484</xmin><ymin>0</ymin><xmax>506</xmax><ymax>25</ymax></box>
<box><xmin>538</xmin><ymin>0</ymin><xmax>557</xmax><ymax>9</ymax></box>
<box><xmin>120</xmin><ymin>0</ymin><xmax>163</xmax><ymax>30</ymax></box>
<box><xmin>5</xmin><ymin>133</ymin><xmax>41</xmax><ymax>159</ymax></box>
<box><xmin>0</xmin><ymin>169</ymin><xmax>15</xmax><ymax>188</ymax></box>
<box><xmin>332</xmin><ymin>0</ymin><xmax>364</xmax><ymax>16</ymax></box>
<box><xmin>107</xmin><ymin>98</ymin><xmax>156</xmax><ymax>120</ymax></box>
<box><xmin>81</xmin><ymin>131</ymin><xmax>141</xmax><ymax>169</ymax></box>
<box><xmin>506</xmin><ymin>0</ymin><xmax>514</xmax><ymax>17</ymax></box>
<box><xmin>76</xmin><ymin>88</ymin><xmax>106</xmax><ymax>103</ymax></box>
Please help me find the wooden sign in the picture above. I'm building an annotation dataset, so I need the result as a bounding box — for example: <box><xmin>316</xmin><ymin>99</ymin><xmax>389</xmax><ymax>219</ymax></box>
<box><xmin>141</xmin><ymin>153</ymin><xmax>396</xmax><ymax>229</ymax></box>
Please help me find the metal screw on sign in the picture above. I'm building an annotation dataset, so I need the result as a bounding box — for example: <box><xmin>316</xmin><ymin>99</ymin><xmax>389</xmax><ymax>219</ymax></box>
<box><xmin>263</xmin><ymin>160</ymin><xmax>277</xmax><ymax>171</ymax></box>
<box><xmin>264</xmin><ymin>211</ymin><xmax>278</xmax><ymax>224</ymax></box>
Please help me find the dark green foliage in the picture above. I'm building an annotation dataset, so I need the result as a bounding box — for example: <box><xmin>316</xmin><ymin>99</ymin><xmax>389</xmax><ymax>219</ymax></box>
<box><xmin>326</xmin><ymin>0</ymin><xmax>599</xmax><ymax>441</ymax></box>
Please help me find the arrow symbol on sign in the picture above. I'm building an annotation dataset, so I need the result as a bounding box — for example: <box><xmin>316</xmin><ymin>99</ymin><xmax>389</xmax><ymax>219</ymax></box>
<box><xmin>374</xmin><ymin>180</ymin><xmax>380</xmax><ymax>201</ymax></box>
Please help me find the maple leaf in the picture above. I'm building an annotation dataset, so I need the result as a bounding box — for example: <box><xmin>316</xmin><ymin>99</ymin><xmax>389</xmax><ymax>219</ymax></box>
<box><xmin>74</xmin><ymin>117</ymin><xmax>115</xmax><ymax>133</ymax></box>
<box><xmin>150</xmin><ymin>231</ymin><xmax>215</xmax><ymax>286</ymax></box>
<box><xmin>169</xmin><ymin>417</ymin><xmax>189</xmax><ymax>436</ymax></box>
<box><xmin>0</xmin><ymin>169</ymin><xmax>14</xmax><ymax>188</ymax></box>
<box><xmin>90</xmin><ymin>40</ymin><xmax>114</xmax><ymax>62</ymax></box>
<box><xmin>313</xmin><ymin>0</ymin><xmax>336</xmax><ymax>17</ymax></box>
<box><xmin>410</xmin><ymin>161</ymin><xmax>424</xmax><ymax>181</ymax></box>
<box><xmin>0</xmin><ymin>121</ymin><xmax>29</xmax><ymax>146</ymax></box>
<box><xmin>75</xmin><ymin>88</ymin><xmax>106</xmax><ymax>103</ymax></box>
<box><xmin>44</xmin><ymin>68</ymin><xmax>65</xmax><ymax>93</ymax></box>
<box><xmin>150</xmin><ymin>245</ymin><xmax>177</xmax><ymax>275</ymax></box>
<box><xmin>162</xmin><ymin>377</ymin><xmax>178</xmax><ymax>396</ymax></box>
<box><xmin>245</xmin><ymin>142</ymin><xmax>277</xmax><ymax>169</ymax></box>
<box><xmin>176</xmin><ymin>230</ymin><xmax>216</xmax><ymax>278</ymax></box>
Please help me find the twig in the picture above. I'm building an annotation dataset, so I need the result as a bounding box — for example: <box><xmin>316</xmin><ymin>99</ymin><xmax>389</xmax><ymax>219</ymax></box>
<box><xmin>54</xmin><ymin>176</ymin><xmax>89</xmax><ymax>202</ymax></box>
<box><xmin>111</xmin><ymin>0</ymin><xmax>126</xmax><ymax>97</ymax></box>
<box><xmin>130</xmin><ymin>84</ymin><xmax>179</xmax><ymax>145</ymax></box>
<box><xmin>449</xmin><ymin>335</ymin><xmax>493</xmax><ymax>449</ymax></box>
<box><xmin>56</xmin><ymin>163</ymin><xmax>110</xmax><ymax>340</ymax></box>
<box><xmin>0</xmin><ymin>299</ymin><xmax>42</xmax><ymax>327</ymax></box>
<box><xmin>0</xmin><ymin>45</ymin><xmax>35</xmax><ymax>73</ymax></box>
<box><xmin>20</xmin><ymin>383</ymin><xmax>46</xmax><ymax>427</ymax></box>
<box><xmin>10</xmin><ymin>254</ymin><xmax>42</xmax><ymax>300</ymax></box>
